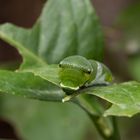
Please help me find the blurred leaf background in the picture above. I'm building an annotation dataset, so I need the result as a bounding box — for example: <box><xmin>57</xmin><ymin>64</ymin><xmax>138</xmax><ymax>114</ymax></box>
<box><xmin>0</xmin><ymin>0</ymin><xmax>140</xmax><ymax>140</ymax></box>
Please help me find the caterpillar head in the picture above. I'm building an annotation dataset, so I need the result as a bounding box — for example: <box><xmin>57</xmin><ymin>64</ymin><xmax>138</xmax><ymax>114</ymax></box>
<box><xmin>59</xmin><ymin>55</ymin><xmax>92</xmax><ymax>92</ymax></box>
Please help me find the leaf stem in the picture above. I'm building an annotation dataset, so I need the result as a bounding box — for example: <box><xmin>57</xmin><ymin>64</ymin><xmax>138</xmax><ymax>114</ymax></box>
<box><xmin>89</xmin><ymin>115</ymin><xmax>121</xmax><ymax>140</ymax></box>
<box><xmin>109</xmin><ymin>117</ymin><xmax>121</xmax><ymax>140</ymax></box>
<box><xmin>75</xmin><ymin>95</ymin><xmax>121</xmax><ymax>140</ymax></box>
<box><xmin>89</xmin><ymin>115</ymin><xmax>111</xmax><ymax>140</ymax></box>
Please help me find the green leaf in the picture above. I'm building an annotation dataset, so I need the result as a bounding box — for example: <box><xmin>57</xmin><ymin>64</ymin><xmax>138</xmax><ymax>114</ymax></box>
<box><xmin>104</xmin><ymin>104</ymin><xmax>139</xmax><ymax>117</ymax></box>
<box><xmin>0</xmin><ymin>0</ymin><xmax>103</xmax><ymax>69</ymax></box>
<box><xmin>82</xmin><ymin>81</ymin><xmax>140</xmax><ymax>117</ymax></box>
<box><xmin>23</xmin><ymin>65</ymin><xmax>61</xmax><ymax>86</ymax></box>
<box><xmin>0</xmin><ymin>0</ymin><xmax>104</xmax><ymax>103</ymax></box>
<box><xmin>0</xmin><ymin>0</ymin><xmax>105</xmax><ymax>139</ymax></box>
<box><xmin>0</xmin><ymin>70</ymin><xmax>65</xmax><ymax>101</ymax></box>
<box><xmin>0</xmin><ymin>0</ymin><xmax>105</xmax><ymax>118</ymax></box>
<box><xmin>0</xmin><ymin>96</ymin><xmax>95</xmax><ymax>140</ymax></box>
<box><xmin>0</xmin><ymin>70</ymin><xmax>103</xmax><ymax>139</ymax></box>
<box><xmin>1</xmin><ymin>66</ymin><xmax>140</xmax><ymax>118</ymax></box>
<box><xmin>0</xmin><ymin>23</ymin><xmax>47</xmax><ymax>69</ymax></box>
<box><xmin>38</xmin><ymin>0</ymin><xmax>104</xmax><ymax>63</ymax></box>
<box><xmin>27</xmin><ymin>62</ymin><xmax>140</xmax><ymax>118</ymax></box>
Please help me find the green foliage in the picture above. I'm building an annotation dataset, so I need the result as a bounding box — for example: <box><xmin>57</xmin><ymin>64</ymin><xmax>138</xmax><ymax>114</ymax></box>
<box><xmin>117</xmin><ymin>2</ymin><xmax>140</xmax><ymax>81</ymax></box>
<box><xmin>0</xmin><ymin>0</ymin><xmax>140</xmax><ymax>140</ymax></box>
<box><xmin>0</xmin><ymin>0</ymin><xmax>104</xmax><ymax>139</ymax></box>
<box><xmin>39</xmin><ymin>0</ymin><xmax>104</xmax><ymax>63</ymax></box>
<box><xmin>1</xmin><ymin>96</ymin><xmax>93</xmax><ymax>140</ymax></box>
<box><xmin>0</xmin><ymin>70</ymin><xmax>64</xmax><ymax>101</ymax></box>
<box><xmin>83</xmin><ymin>81</ymin><xmax>140</xmax><ymax>117</ymax></box>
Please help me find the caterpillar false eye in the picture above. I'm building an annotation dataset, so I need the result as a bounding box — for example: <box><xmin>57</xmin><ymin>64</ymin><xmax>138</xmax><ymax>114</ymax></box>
<box><xmin>59</xmin><ymin>64</ymin><xmax>62</xmax><ymax>67</ymax></box>
<box><xmin>59</xmin><ymin>55</ymin><xmax>113</xmax><ymax>94</ymax></box>
<box><xmin>87</xmin><ymin>69</ymin><xmax>91</xmax><ymax>74</ymax></box>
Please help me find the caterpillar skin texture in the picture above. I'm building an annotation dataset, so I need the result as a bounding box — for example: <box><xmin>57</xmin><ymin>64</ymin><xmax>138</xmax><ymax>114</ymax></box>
<box><xmin>59</xmin><ymin>55</ymin><xmax>112</xmax><ymax>93</ymax></box>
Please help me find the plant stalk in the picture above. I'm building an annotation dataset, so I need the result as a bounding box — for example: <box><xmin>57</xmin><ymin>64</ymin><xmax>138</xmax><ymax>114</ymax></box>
<box><xmin>108</xmin><ymin>117</ymin><xmax>121</xmax><ymax>140</ymax></box>
<box><xmin>75</xmin><ymin>95</ymin><xmax>121</xmax><ymax>140</ymax></box>
<box><xmin>89</xmin><ymin>115</ymin><xmax>121</xmax><ymax>140</ymax></box>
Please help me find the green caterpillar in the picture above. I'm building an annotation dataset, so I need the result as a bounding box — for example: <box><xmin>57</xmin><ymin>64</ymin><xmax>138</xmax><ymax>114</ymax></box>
<box><xmin>59</xmin><ymin>55</ymin><xmax>112</xmax><ymax>94</ymax></box>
